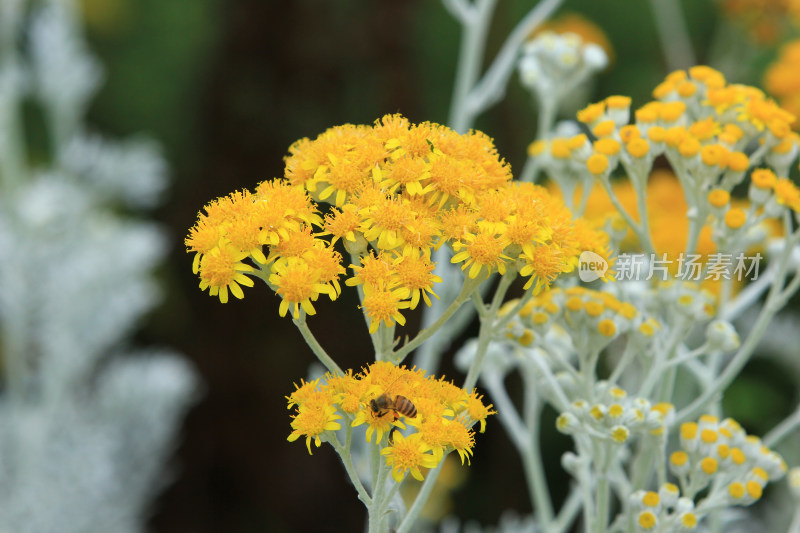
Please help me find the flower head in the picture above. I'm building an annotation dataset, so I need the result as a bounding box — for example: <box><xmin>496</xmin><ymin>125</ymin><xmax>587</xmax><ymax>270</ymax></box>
<box><xmin>288</xmin><ymin>363</ymin><xmax>493</xmax><ymax>482</ymax></box>
<box><xmin>197</xmin><ymin>245</ymin><xmax>256</xmax><ymax>303</ymax></box>
<box><xmin>381</xmin><ymin>432</ymin><xmax>443</xmax><ymax>482</ymax></box>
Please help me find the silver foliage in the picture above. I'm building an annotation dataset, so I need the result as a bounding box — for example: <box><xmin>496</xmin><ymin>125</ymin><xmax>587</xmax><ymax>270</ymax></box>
<box><xmin>0</xmin><ymin>2</ymin><xmax>198</xmax><ymax>532</ymax></box>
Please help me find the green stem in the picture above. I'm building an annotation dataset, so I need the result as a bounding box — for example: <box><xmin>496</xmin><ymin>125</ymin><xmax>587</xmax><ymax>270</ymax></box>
<box><xmin>519</xmin><ymin>156</ymin><xmax>539</xmax><ymax>183</ymax></box>
<box><xmin>350</xmin><ymin>253</ymin><xmax>382</xmax><ymax>354</ymax></box>
<box><xmin>396</xmin><ymin>458</ymin><xmax>446</xmax><ymax>533</ymax></box>
<box><xmin>369</xmin><ymin>452</ymin><xmax>390</xmax><ymax>533</ymax></box>
<box><xmin>632</xmin><ymin>175</ymin><xmax>655</xmax><ymax>255</ymax></box>
<box><xmin>592</xmin><ymin>442</ymin><xmax>613</xmax><ymax>533</ymax></box>
<box><xmin>393</xmin><ymin>275</ymin><xmax>482</xmax><ymax>363</ymax></box>
<box><xmin>579</xmin><ymin>450</ymin><xmax>594</xmax><ymax>533</ymax></box>
<box><xmin>332</xmin><ymin>425</ymin><xmax>372</xmax><ymax>507</ymax></box>
<box><xmin>449</xmin><ymin>0</ymin><xmax>497</xmax><ymax>133</ymax></box>
<box><xmin>594</xmin><ymin>473</ymin><xmax>609</xmax><ymax>533</ymax></box>
<box><xmin>464</xmin><ymin>0</ymin><xmax>565</xmax><ymax>125</ymax></box>
<box><xmin>293</xmin><ymin>314</ymin><xmax>344</xmax><ymax>376</ymax></box>
<box><xmin>763</xmin><ymin>404</ymin><xmax>800</xmax><ymax>448</ymax></box>
<box><xmin>629</xmin><ymin>441</ymin><xmax>656</xmax><ymax>490</ymax></box>
<box><xmin>647</xmin><ymin>0</ymin><xmax>695</xmax><ymax>70</ymax></box>
<box><xmin>535</xmin><ymin>93</ymin><xmax>557</xmax><ymax>143</ymax></box>
<box><xmin>376</xmin><ymin>323</ymin><xmax>396</xmax><ymax>362</ymax></box>
<box><xmin>553</xmin><ymin>488</ymin><xmax>584</xmax><ymax>533</ymax></box>
<box><xmin>599</xmin><ymin>176</ymin><xmax>652</xmax><ymax>254</ymax></box>
<box><xmin>522</xmin><ymin>393</ymin><xmax>554</xmax><ymax>525</ymax></box>
<box><xmin>463</xmin><ymin>272</ymin><xmax>514</xmax><ymax>391</ymax></box>
<box><xmin>684</xmin><ymin>204</ymin><xmax>705</xmax><ymax>258</ymax></box>
<box><xmin>788</xmin><ymin>507</ymin><xmax>800</xmax><ymax>533</ymax></box>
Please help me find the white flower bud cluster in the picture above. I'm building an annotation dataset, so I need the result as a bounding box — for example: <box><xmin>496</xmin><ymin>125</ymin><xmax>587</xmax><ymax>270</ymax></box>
<box><xmin>507</xmin><ymin>286</ymin><xmax>642</xmax><ymax>357</ymax></box>
<box><xmin>648</xmin><ymin>281</ymin><xmax>716</xmax><ymax>324</ymax></box>
<box><xmin>518</xmin><ymin>31</ymin><xmax>608</xmax><ymax>106</ymax></box>
<box><xmin>555</xmin><ymin>384</ymin><xmax>671</xmax><ymax>445</ymax></box>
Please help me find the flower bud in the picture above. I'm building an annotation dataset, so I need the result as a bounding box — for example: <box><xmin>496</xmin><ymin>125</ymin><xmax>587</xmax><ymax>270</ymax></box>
<box><xmin>705</xmin><ymin>320</ymin><xmax>740</xmax><ymax>352</ymax></box>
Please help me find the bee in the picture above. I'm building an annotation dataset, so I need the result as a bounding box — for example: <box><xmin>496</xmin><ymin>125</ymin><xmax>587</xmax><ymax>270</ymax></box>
<box><xmin>370</xmin><ymin>391</ymin><xmax>417</xmax><ymax>444</ymax></box>
<box><xmin>370</xmin><ymin>393</ymin><xmax>417</xmax><ymax>419</ymax></box>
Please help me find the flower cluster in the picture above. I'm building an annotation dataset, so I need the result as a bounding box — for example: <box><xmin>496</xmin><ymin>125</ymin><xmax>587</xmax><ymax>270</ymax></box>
<box><xmin>501</xmin><ymin>280</ymin><xmax>736</xmax><ymax>382</ymax></box>
<box><xmin>503</xmin><ymin>286</ymin><xmax>648</xmax><ymax>355</ymax></box>
<box><xmin>533</xmin><ymin>13</ymin><xmax>614</xmax><ymax>64</ymax></box>
<box><xmin>540</xmin><ymin>65</ymin><xmax>799</xmax><ymax>186</ymax></box>
<box><xmin>287</xmin><ymin>362</ymin><xmax>494</xmax><ymax>483</ymax></box>
<box><xmin>626</xmin><ymin>415</ymin><xmax>788</xmax><ymax>532</ymax></box>
<box><xmin>518</xmin><ymin>29</ymin><xmax>609</xmax><ymax>103</ymax></box>
<box><xmin>628</xmin><ymin>484</ymin><xmax>700</xmax><ymax>532</ymax></box>
<box><xmin>556</xmin><ymin>384</ymin><xmax>673</xmax><ymax>445</ymax></box>
<box><xmin>186</xmin><ymin>115</ymin><xmax>611</xmax><ymax>330</ymax></box>
<box><xmin>531</xmin><ymin>66</ymin><xmax>800</xmax><ymax>292</ymax></box>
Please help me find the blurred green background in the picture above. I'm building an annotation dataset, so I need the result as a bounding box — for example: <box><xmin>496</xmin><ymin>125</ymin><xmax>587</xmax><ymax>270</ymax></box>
<box><xmin>78</xmin><ymin>0</ymin><xmax>799</xmax><ymax>531</ymax></box>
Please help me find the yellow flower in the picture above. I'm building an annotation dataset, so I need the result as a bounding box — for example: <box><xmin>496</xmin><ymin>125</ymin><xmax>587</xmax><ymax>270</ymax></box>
<box><xmin>439</xmin><ymin>205</ymin><xmax>479</xmax><ymax>242</ymax></box>
<box><xmin>253</xmin><ymin>179</ymin><xmax>321</xmax><ymax>244</ymax></box>
<box><xmin>393</xmin><ymin>249</ymin><xmax>442</xmax><ymax>309</ymax></box>
<box><xmin>269</xmin><ymin>257</ymin><xmax>334</xmax><ymax>318</ymax></box>
<box><xmin>185</xmin><ymin>216</ymin><xmax>224</xmax><ymax>274</ymax></box>
<box><xmin>361</xmin><ymin>194</ymin><xmax>414</xmax><ymax>251</ymax></box>
<box><xmin>322</xmin><ymin>204</ymin><xmax>363</xmax><ymax>246</ymax></box>
<box><xmin>773</xmin><ymin>177</ymin><xmax>800</xmax><ymax>210</ymax></box>
<box><xmin>720</xmin><ymin>0</ymin><xmax>800</xmax><ymax>43</ymax></box>
<box><xmin>361</xmin><ymin>285</ymin><xmax>412</xmax><ymax>333</ymax></box>
<box><xmin>443</xmin><ymin>419</ymin><xmax>476</xmax><ymax>465</ymax></box>
<box><xmin>351</xmin><ymin>403</ymin><xmax>400</xmax><ymax>444</ymax></box>
<box><xmin>451</xmin><ymin>227</ymin><xmax>511</xmax><ymax>279</ymax></box>
<box><xmin>765</xmin><ymin>40</ymin><xmax>800</xmax><ymax>122</ymax></box>
<box><xmin>287</xmin><ymin>387</ymin><xmax>342</xmax><ymax>455</ymax></box>
<box><xmin>464</xmin><ymin>391</ymin><xmax>494</xmax><ymax>433</ymax></box>
<box><xmin>286</xmin><ymin>378</ymin><xmax>322</xmax><ymax>409</ymax></box>
<box><xmin>191</xmin><ymin>114</ymin><xmax>598</xmax><ymax>326</ymax></box>
<box><xmin>303</xmin><ymin>243</ymin><xmax>345</xmax><ymax>298</ymax></box>
<box><xmin>533</xmin><ymin>13</ymin><xmax>614</xmax><ymax>64</ymax></box>
<box><xmin>197</xmin><ymin>244</ymin><xmax>256</xmax><ymax>303</ymax></box>
<box><xmin>519</xmin><ymin>242</ymin><xmax>567</xmax><ymax>291</ymax></box>
<box><xmin>381</xmin><ymin>432</ymin><xmax>444</xmax><ymax>482</ymax></box>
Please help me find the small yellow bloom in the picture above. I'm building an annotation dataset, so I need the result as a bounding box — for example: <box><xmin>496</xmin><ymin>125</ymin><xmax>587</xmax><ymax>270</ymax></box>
<box><xmin>361</xmin><ymin>285</ymin><xmax>412</xmax><ymax>333</ymax></box>
<box><xmin>724</xmin><ymin>208</ymin><xmax>747</xmax><ymax>229</ymax></box>
<box><xmin>587</xmin><ymin>153</ymin><xmax>609</xmax><ymax>175</ymax></box>
<box><xmin>637</xmin><ymin>510</ymin><xmax>657</xmax><ymax>530</ymax></box>
<box><xmin>270</xmin><ymin>257</ymin><xmax>335</xmax><ymax>318</ymax></box>
<box><xmin>198</xmin><ymin>245</ymin><xmax>256</xmax><ymax>304</ymax></box>
<box><xmin>451</xmin><ymin>228</ymin><xmax>511</xmax><ymax>279</ymax></box>
<box><xmin>287</xmin><ymin>388</ymin><xmax>342</xmax><ymax>455</ymax></box>
<box><xmin>381</xmin><ymin>432</ymin><xmax>444</xmax><ymax>482</ymax></box>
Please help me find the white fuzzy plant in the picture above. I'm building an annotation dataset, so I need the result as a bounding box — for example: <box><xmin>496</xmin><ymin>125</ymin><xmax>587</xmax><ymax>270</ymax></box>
<box><xmin>410</xmin><ymin>2</ymin><xmax>800</xmax><ymax>533</ymax></box>
<box><xmin>0</xmin><ymin>1</ymin><xmax>197</xmax><ymax>531</ymax></box>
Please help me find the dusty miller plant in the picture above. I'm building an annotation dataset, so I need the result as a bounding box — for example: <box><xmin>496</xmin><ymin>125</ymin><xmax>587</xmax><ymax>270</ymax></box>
<box><xmin>185</xmin><ymin>1</ymin><xmax>800</xmax><ymax>532</ymax></box>
<box><xmin>0</xmin><ymin>1</ymin><xmax>198</xmax><ymax>531</ymax></box>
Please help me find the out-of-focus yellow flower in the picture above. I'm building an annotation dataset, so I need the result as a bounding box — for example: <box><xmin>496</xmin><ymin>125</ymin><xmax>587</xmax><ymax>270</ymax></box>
<box><xmin>765</xmin><ymin>40</ymin><xmax>800</xmax><ymax>125</ymax></box>
<box><xmin>533</xmin><ymin>13</ymin><xmax>615</xmax><ymax>64</ymax></box>
<box><xmin>719</xmin><ymin>0</ymin><xmax>800</xmax><ymax>43</ymax></box>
